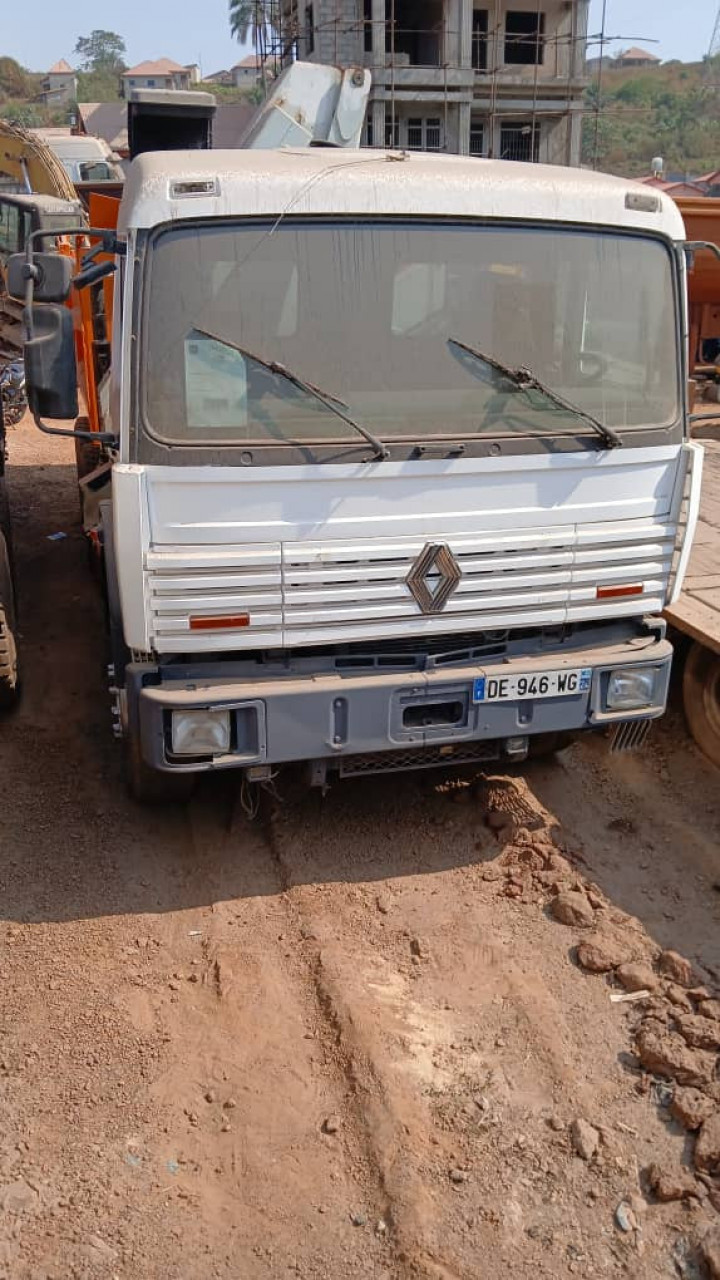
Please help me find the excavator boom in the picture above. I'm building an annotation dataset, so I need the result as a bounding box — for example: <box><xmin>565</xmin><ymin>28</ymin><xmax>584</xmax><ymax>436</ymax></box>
<box><xmin>0</xmin><ymin>120</ymin><xmax>77</xmax><ymax>201</ymax></box>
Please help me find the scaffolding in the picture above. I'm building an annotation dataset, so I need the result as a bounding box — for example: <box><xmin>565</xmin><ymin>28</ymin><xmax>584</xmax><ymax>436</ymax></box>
<box><xmin>244</xmin><ymin>0</ymin><xmax>652</xmax><ymax>167</ymax></box>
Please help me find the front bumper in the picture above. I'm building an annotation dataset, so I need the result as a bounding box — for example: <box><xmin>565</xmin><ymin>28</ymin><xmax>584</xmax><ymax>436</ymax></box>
<box><xmin>127</xmin><ymin>634</ymin><xmax>673</xmax><ymax>776</ymax></box>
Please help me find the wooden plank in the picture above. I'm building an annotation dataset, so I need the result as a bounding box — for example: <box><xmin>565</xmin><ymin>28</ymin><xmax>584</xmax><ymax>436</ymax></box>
<box><xmin>666</xmin><ymin>595</ymin><xmax>720</xmax><ymax>654</ymax></box>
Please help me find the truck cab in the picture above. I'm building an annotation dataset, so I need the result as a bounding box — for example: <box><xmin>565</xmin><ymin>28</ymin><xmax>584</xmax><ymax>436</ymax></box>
<box><xmin>15</xmin><ymin>148</ymin><xmax>704</xmax><ymax>796</ymax></box>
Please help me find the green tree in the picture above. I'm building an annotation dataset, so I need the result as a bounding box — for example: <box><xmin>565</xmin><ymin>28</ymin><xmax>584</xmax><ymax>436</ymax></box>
<box><xmin>229</xmin><ymin>1</ymin><xmax>273</xmax><ymax>93</ymax></box>
<box><xmin>74</xmin><ymin>30</ymin><xmax>127</xmax><ymax>74</ymax></box>
<box><xmin>76</xmin><ymin>70</ymin><xmax>123</xmax><ymax>103</ymax></box>
<box><xmin>229</xmin><ymin>0</ymin><xmax>262</xmax><ymax>45</ymax></box>
<box><xmin>0</xmin><ymin>57</ymin><xmax>34</xmax><ymax>100</ymax></box>
<box><xmin>1</xmin><ymin>102</ymin><xmax>41</xmax><ymax>127</ymax></box>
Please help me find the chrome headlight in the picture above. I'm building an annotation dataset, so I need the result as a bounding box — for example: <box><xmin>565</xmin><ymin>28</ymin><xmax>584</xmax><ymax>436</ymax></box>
<box><xmin>606</xmin><ymin>668</ymin><xmax>657</xmax><ymax>711</ymax></box>
<box><xmin>171</xmin><ymin>708</ymin><xmax>231</xmax><ymax>755</ymax></box>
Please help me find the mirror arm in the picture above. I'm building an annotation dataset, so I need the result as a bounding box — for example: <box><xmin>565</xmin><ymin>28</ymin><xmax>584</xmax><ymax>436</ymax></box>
<box><xmin>74</xmin><ymin>260</ymin><xmax>117</xmax><ymax>290</ymax></box>
<box><xmin>31</xmin><ymin>411</ymin><xmax>117</xmax><ymax>448</ymax></box>
<box><xmin>685</xmin><ymin>240</ymin><xmax>720</xmax><ymax>261</ymax></box>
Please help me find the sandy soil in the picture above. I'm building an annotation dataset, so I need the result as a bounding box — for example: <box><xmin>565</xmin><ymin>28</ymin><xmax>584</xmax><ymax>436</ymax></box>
<box><xmin>0</xmin><ymin>418</ymin><xmax>718</xmax><ymax>1280</ymax></box>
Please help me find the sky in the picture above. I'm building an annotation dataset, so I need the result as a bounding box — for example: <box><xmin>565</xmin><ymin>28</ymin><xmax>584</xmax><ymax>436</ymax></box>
<box><xmin>1</xmin><ymin>0</ymin><xmax>718</xmax><ymax>75</ymax></box>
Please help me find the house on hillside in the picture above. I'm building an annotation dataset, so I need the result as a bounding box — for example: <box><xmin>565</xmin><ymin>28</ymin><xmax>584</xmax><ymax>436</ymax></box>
<box><xmin>231</xmin><ymin>55</ymin><xmax>265</xmax><ymax>86</ymax></box>
<box><xmin>584</xmin><ymin>54</ymin><xmax>612</xmax><ymax>74</ymax></box>
<box><xmin>203</xmin><ymin>69</ymin><xmax>234</xmax><ymax>86</ymax></box>
<box><xmin>77</xmin><ymin>103</ymin><xmax>129</xmax><ymax>157</ymax></box>
<box><xmin>121</xmin><ymin>59</ymin><xmax>201</xmax><ymax>98</ymax></box>
<box><xmin>41</xmin><ymin>59</ymin><xmax>77</xmax><ymax>107</ymax></box>
<box><xmin>615</xmin><ymin>47</ymin><xmax>661</xmax><ymax>69</ymax></box>
<box><xmin>641</xmin><ymin>175</ymin><xmax>706</xmax><ymax>197</ymax></box>
<box><xmin>281</xmin><ymin>0</ymin><xmax>590</xmax><ymax>165</ymax></box>
<box><xmin>696</xmin><ymin>168</ymin><xmax>720</xmax><ymax>197</ymax></box>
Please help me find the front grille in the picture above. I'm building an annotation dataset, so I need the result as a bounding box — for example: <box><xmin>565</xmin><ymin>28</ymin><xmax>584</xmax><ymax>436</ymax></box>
<box><xmin>337</xmin><ymin>740</ymin><xmax>498</xmax><ymax>777</ymax></box>
<box><xmin>283</xmin><ymin>523</ymin><xmax>674</xmax><ymax>646</ymax></box>
<box><xmin>145</xmin><ymin>518</ymin><xmax>674</xmax><ymax>654</ymax></box>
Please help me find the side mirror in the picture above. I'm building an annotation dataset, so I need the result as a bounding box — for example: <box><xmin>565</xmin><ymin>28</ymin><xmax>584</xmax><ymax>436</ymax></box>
<box><xmin>25</xmin><ymin>305</ymin><xmax>78</xmax><ymax>420</ymax></box>
<box><xmin>7</xmin><ymin>252</ymin><xmax>74</xmax><ymax>304</ymax></box>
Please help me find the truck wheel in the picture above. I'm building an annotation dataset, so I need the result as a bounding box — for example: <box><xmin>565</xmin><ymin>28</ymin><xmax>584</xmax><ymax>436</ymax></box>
<box><xmin>0</xmin><ymin>533</ymin><xmax>19</xmax><ymax>710</ymax></box>
<box><xmin>124</xmin><ymin>727</ymin><xmax>196</xmax><ymax>804</ymax></box>
<box><xmin>75</xmin><ymin>420</ymin><xmax>103</xmax><ymax>483</ymax></box>
<box><xmin>683</xmin><ymin>641</ymin><xmax>720</xmax><ymax>769</ymax></box>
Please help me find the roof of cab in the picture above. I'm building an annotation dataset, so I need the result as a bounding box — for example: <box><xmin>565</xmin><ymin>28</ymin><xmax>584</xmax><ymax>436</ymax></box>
<box><xmin>117</xmin><ymin>147</ymin><xmax>686</xmax><ymax>240</ymax></box>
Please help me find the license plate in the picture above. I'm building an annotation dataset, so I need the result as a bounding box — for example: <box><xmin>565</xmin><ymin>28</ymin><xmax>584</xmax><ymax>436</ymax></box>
<box><xmin>473</xmin><ymin>667</ymin><xmax>592</xmax><ymax>703</ymax></box>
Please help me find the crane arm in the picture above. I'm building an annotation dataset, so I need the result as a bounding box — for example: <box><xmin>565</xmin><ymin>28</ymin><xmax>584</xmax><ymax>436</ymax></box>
<box><xmin>239</xmin><ymin>62</ymin><xmax>371</xmax><ymax>150</ymax></box>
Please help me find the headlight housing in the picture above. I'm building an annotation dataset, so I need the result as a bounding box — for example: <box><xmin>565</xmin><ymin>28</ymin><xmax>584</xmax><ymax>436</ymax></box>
<box><xmin>171</xmin><ymin>708</ymin><xmax>231</xmax><ymax>756</ymax></box>
<box><xmin>606</xmin><ymin>668</ymin><xmax>657</xmax><ymax>711</ymax></box>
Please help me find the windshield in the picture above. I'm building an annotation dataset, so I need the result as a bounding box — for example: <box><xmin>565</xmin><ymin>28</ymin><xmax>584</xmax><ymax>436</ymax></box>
<box><xmin>141</xmin><ymin>219</ymin><xmax>680</xmax><ymax>447</ymax></box>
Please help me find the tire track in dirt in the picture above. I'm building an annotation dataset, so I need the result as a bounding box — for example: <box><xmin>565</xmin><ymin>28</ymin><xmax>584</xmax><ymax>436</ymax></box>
<box><xmin>147</xmin><ymin>790</ymin><xmax>401</xmax><ymax>1277</ymax></box>
<box><xmin>263</xmin><ymin>769</ymin><xmax>720</xmax><ymax>1280</ymax></box>
<box><xmin>2</xmin><ymin>418</ymin><xmax>719</xmax><ymax>1278</ymax></box>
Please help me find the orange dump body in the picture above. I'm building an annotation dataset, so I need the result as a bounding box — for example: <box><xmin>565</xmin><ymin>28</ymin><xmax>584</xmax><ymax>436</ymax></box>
<box><xmin>674</xmin><ymin>196</ymin><xmax>720</xmax><ymax>371</ymax></box>
<box><xmin>73</xmin><ymin>190</ymin><xmax>121</xmax><ymax>435</ymax></box>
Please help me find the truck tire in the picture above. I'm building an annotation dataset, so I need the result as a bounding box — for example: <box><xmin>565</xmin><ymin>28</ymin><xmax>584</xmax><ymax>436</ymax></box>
<box><xmin>75</xmin><ymin>419</ymin><xmax>104</xmax><ymax>483</ymax></box>
<box><xmin>683</xmin><ymin>641</ymin><xmax>720</xmax><ymax>769</ymax></box>
<box><xmin>124</xmin><ymin>725</ymin><xmax>196</xmax><ymax>805</ymax></box>
<box><xmin>0</xmin><ymin>532</ymin><xmax>19</xmax><ymax>711</ymax></box>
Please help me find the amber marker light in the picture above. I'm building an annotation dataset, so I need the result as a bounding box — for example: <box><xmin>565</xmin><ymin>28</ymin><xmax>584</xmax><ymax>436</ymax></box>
<box><xmin>595</xmin><ymin>584</ymin><xmax>643</xmax><ymax>600</ymax></box>
<box><xmin>189</xmin><ymin>614</ymin><xmax>250</xmax><ymax>631</ymax></box>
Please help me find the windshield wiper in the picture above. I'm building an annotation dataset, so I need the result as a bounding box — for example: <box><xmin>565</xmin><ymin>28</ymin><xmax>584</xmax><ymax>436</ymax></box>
<box><xmin>193</xmin><ymin>328</ymin><xmax>389</xmax><ymax>460</ymax></box>
<box><xmin>448</xmin><ymin>337</ymin><xmax>622</xmax><ymax>450</ymax></box>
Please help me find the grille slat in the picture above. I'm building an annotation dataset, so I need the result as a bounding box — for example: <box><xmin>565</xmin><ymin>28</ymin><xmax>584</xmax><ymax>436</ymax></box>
<box><xmin>146</xmin><ymin>519</ymin><xmax>675</xmax><ymax>653</ymax></box>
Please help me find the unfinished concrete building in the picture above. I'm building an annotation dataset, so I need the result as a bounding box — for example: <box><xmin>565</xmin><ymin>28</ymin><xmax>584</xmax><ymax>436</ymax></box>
<box><xmin>278</xmin><ymin>0</ymin><xmax>589</xmax><ymax>164</ymax></box>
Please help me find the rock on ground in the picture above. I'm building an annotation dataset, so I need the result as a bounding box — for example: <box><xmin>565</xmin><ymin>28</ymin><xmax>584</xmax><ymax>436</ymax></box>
<box><xmin>694</xmin><ymin>1113</ymin><xmax>720</xmax><ymax>1175</ymax></box>
<box><xmin>702</xmin><ymin>1228</ymin><xmax>720</xmax><ymax>1280</ymax></box>
<box><xmin>671</xmin><ymin>1087</ymin><xmax>717</xmax><ymax>1132</ymax></box>
<box><xmin>675</xmin><ymin>1013</ymin><xmax>720</xmax><ymax>1052</ymax></box>
<box><xmin>576</xmin><ymin>938</ymin><xmax>625</xmax><ymax>973</ymax></box>
<box><xmin>550</xmin><ymin>891</ymin><xmax>595</xmax><ymax>928</ymax></box>
<box><xmin>570</xmin><ymin>1118</ymin><xmax>600</xmax><ymax>1161</ymax></box>
<box><xmin>616</xmin><ymin>962</ymin><xmax>658</xmax><ymax>993</ymax></box>
<box><xmin>635</xmin><ymin>1022</ymin><xmax>716</xmax><ymax>1089</ymax></box>
<box><xmin>645</xmin><ymin>1162</ymin><xmax>699</xmax><ymax>1202</ymax></box>
<box><xmin>658</xmin><ymin>950</ymin><xmax>699</xmax><ymax>988</ymax></box>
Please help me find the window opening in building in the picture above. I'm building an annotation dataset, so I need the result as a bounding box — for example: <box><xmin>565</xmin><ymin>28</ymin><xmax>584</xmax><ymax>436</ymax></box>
<box><xmin>472</xmin><ymin>9</ymin><xmax>488</xmax><ymax>70</ymax></box>
<box><xmin>386</xmin><ymin>0</ymin><xmax>443</xmax><ymax>66</ymax></box>
<box><xmin>305</xmin><ymin>4</ymin><xmax>315</xmax><ymax>54</ymax></box>
<box><xmin>407</xmin><ymin>117</ymin><xmax>442</xmax><ymax>151</ymax></box>
<box><xmin>500</xmin><ymin>121</ymin><xmax>540</xmax><ymax>161</ymax></box>
<box><xmin>385</xmin><ymin>112</ymin><xmax>400</xmax><ymax>148</ymax></box>
<box><xmin>363</xmin><ymin>0</ymin><xmax>373</xmax><ymax>52</ymax></box>
<box><xmin>469</xmin><ymin>121</ymin><xmax>485</xmax><ymax>156</ymax></box>
<box><xmin>504</xmin><ymin>11</ymin><xmax>545</xmax><ymax>65</ymax></box>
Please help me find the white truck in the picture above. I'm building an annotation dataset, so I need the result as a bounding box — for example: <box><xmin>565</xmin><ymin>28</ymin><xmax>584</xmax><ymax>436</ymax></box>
<box><xmin>12</xmin><ymin>147</ymin><xmax>702</xmax><ymax>798</ymax></box>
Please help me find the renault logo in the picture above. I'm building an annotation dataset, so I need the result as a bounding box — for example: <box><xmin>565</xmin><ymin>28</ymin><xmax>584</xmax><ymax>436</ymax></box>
<box><xmin>406</xmin><ymin>543</ymin><xmax>461</xmax><ymax>614</ymax></box>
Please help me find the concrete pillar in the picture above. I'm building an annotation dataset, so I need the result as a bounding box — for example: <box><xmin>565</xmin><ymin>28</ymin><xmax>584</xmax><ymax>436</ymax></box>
<box><xmin>445</xmin><ymin>0</ymin><xmax>461</xmax><ymax>66</ymax></box>
<box><xmin>371</xmin><ymin>0</ymin><xmax>385</xmax><ymax>65</ymax></box>
<box><xmin>568</xmin><ymin>109</ymin><xmax>582</xmax><ymax>167</ymax></box>
<box><xmin>573</xmin><ymin>0</ymin><xmax>590</xmax><ymax>78</ymax></box>
<box><xmin>371</xmin><ymin>97</ymin><xmax>385</xmax><ymax>146</ymax></box>
<box><xmin>488</xmin><ymin>0</ymin><xmax>501</xmax><ymax>72</ymax></box>
<box><xmin>457</xmin><ymin>101</ymin><xmax>471</xmax><ymax>154</ymax></box>
<box><xmin>459</xmin><ymin>0</ymin><xmax>473</xmax><ymax>68</ymax></box>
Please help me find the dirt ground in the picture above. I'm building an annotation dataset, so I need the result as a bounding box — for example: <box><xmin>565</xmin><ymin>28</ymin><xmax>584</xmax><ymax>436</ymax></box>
<box><xmin>0</xmin><ymin>417</ymin><xmax>719</xmax><ymax>1280</ymax></box>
